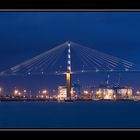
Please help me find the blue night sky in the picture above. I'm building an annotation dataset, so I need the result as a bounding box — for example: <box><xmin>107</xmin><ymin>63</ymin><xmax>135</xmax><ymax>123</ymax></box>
<box><xmin>0</xmin><ymin>12</ymin><xmax>140</xmax><ymax>92</ymax></box>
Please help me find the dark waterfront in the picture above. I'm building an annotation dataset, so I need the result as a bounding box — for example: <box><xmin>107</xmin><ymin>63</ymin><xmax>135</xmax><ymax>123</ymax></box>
<box><xmin>0</xmin><ymin>101</ymin><xmax>140</xmax><ymax>128</ymax></box>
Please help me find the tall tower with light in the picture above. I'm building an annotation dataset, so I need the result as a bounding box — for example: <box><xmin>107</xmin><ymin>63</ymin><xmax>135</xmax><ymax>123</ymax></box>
<box><xmin>66</xmin><ymin>41</ymin><xmax>72</xmax><ymax>100</ymax></box>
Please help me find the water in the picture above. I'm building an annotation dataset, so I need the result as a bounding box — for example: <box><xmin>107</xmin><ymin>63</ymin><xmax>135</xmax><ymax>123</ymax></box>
<box><xmin>0</xmin><ymin>101</ymin><xmax>140</xmax><ymax>128</ymax></box>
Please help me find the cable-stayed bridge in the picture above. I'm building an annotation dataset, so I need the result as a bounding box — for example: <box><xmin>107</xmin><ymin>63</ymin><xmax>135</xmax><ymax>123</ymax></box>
<box><xmin>0</xmin><ymin>40</ymin><xmax>140</xmax><ymax>100</ymax></box>
<box><xmin>0</xmin><ymin>40</ymin><xmax>140</xmax><ymax>77</ymax></box>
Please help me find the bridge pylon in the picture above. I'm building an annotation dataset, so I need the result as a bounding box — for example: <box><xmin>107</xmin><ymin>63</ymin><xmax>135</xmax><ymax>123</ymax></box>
<box><xmin>66</xmin><ymin>41</ymin><xmax>72</xmax><ymax>100</ymax></box>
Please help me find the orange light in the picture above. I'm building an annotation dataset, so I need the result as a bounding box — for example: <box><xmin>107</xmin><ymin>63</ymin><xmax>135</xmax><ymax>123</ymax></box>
<box><xmin>0</xmin><ymin>87</ymin><xmax>2</xmax><ymax>92</ymax></box>
<box><xmin>18</xmin><ymin>92</ymin><xmax>21</xmax><ymax>96</ymax></box>
<box><xmin>42</xmin><ymin>90</ymin><xmax>47</xmax><ymax>94</ymax></box>
<box><xmin>66</xmin><ymin>72</ymin><xmax>70</xmax><ymax>80</ymax></box>
<box><xmin>14</xmin><ymin>90</ymin><xmax>19</xmax><ymax>96</ymax></box>
<box><xmin>84</xmin><ymin>90</ymin><xmax>88</xmax><ymax>95</ymax></box>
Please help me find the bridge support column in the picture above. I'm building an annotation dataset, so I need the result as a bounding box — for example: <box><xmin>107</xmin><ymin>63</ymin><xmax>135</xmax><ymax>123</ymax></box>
<box><xmin>66</xmin><ymin>72</ymin><xmax>71</xmax><ymax>100</ymax></box>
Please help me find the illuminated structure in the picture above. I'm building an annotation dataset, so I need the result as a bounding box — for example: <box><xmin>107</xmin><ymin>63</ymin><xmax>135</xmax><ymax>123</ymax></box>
<box><xmin>104</xmin><ymin>89</ymin><xmax>114</xmax><ymax>99</ymax></box>
<box><xmin>58</xmin><ymin>86</ymin><xmax>74</xmax><ymax>101</ymax></box>
<box><xmin>58</xmin><ymin>86</ymin><xmax>67</xmax><ymax>100</ymax></box>
<box><xmin>66</xmin><ymin>41</ymin><xmax>72</xmax><ymax>100</ymax></box>
<box><xmin>115</xmin><ymin>87</ymin><xmax>133</xmax><ymax>99</ymax></box>
<box><xmin>95</xmin><ymin>88</ymin><xmax>115</xmax><ymax>100</ymax></box>
<box><xmin>94</xmin><ymin>86</ymin><xmax>133</xmax><ymax>100</ymax></box>
<box><xmin>81</xmin><ymin>90</ymin><xmax>92</xmax><ymax>100</ymax></box>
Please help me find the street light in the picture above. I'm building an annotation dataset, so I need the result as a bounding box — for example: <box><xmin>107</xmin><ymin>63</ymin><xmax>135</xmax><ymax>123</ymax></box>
<box><xmin>137</xmin><ymin>91</ymin><xmax>140</xmax><ymax>95</ymax></box>
<box><xmin>14</xmin><ymin>89</ymin><xmax>18</xmax><ymax>95</ymax></box>
<box><xmin>0</xmin><ymin>87</ymin><xmax>2</xmax><ymax>96</ymax></box>
<box><xmin>42</xmin><ymin>90</ymin><xmax>48</xmax><ymax>94</ymax></box>
<box><xmin>23</xmin><ymin>90</ymin><xmax>27</xmax><ymax>93</ymax></box>
<box><xmin>0</xmin><ymin>87</ymin><xmax>2</xmax><ymax>92</ymax></box>
<box><xmin>84</xmin><ymin>90</ymin><xmax>88</xmax><ymax>95</ymax></box>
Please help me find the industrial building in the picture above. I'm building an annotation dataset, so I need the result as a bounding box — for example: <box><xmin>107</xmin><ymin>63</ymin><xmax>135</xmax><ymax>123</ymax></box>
<box><xmin>94</xmin><ymin>86</ymin><xmax>133</xmax><ymax>100</ymax></box>
<box><xmin>112</xmin><ymin>86</ymin><xmax>133</xmax><ymax>99</ymax></box>
<box><xmin>57</xmin><ymin>86</ymin><xmax>75</xmax><ymax>101</ymax></box>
